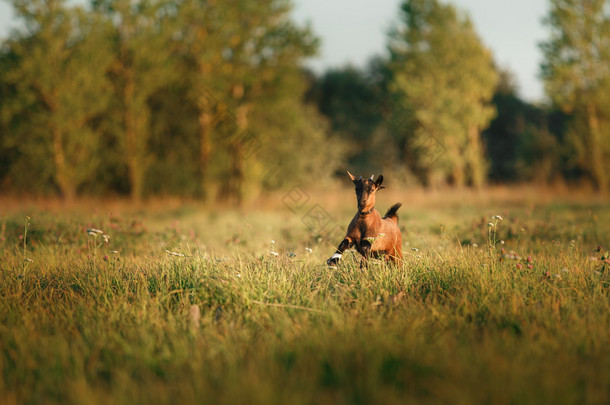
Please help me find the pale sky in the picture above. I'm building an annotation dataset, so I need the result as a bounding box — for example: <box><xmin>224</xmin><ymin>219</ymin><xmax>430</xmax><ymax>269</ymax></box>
<box><xmin>0</xmin><ymin>0</ymin><xmax>548</xmax><ymax>101</ymax></box>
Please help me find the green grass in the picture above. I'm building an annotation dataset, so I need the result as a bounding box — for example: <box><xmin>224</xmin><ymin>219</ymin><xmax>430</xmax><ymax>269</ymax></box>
<box><xmin>1</xmin><ymin>192</ymin><xmax>610</xmax><ymax>404</ymax></box>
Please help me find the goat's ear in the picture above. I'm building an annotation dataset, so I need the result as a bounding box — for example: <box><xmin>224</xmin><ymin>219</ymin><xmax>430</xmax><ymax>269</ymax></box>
<box><xmin>347</xmin><ymin>171</ymin><xmax>356</xmax><ymax>182</ymax></box>
<box><xmin>374</xmin><ymin>175</ymin><xmax>384</xmax><ymax>189</ymax></box>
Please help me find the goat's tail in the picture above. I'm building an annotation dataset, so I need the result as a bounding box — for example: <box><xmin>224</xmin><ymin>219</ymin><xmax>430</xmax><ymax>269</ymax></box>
<box><xmin>384</xmin><ymin>203</ymin><xmax>402</xmax><ymax>222</ymax></box>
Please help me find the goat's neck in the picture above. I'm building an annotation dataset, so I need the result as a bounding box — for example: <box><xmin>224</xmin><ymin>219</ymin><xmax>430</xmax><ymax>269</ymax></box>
<box><xmin>358</xmin><ymin>206</ymin><xmax>375</xmax><ymax>216</ymax></box>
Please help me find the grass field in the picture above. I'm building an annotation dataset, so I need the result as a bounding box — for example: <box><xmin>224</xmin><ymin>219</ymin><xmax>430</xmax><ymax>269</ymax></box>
<box><xmin>1</xmin><ymin>187</ymin><xmax>609</xmax><ymax>404</ymax></box>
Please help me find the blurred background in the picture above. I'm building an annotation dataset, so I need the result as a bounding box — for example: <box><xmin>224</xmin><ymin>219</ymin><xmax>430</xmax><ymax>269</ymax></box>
<box><xmin>0</xmin><ymin>0</ymin><xmax>608</xmax><ymax>203</ymax></box>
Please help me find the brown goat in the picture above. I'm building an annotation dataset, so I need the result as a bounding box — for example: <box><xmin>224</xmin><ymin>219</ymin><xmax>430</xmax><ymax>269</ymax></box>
<box><xmin>327</xmin><ymin>172</ymin><xmax>402</xmax><ymax>267</ymax></box>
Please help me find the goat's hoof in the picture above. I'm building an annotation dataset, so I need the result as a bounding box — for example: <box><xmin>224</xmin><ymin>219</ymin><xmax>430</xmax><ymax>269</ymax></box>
<box><xmin>326</xmin><ymin>258</ymin><xmax>339</xmax><ymax>267</ymax></box>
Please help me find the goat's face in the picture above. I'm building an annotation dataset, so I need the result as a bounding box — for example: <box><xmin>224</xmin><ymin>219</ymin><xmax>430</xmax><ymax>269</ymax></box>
<box><xmin>347</xmin><ymin>171</ymin><xmax>385</xmax><ymax>212</ymax></box>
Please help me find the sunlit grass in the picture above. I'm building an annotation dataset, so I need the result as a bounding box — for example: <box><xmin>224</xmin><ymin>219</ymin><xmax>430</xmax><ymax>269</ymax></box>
<box><xmin>0</xmin><ymin>189</ymin><xmax>609</xmax><ymax>404</ymax></box>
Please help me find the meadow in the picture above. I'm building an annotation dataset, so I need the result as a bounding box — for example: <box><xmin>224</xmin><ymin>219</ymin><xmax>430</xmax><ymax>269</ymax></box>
<box><xmin>1</xmin><ymin>186</ymin><xmax>609</xmax><ymax>404</ymax></box>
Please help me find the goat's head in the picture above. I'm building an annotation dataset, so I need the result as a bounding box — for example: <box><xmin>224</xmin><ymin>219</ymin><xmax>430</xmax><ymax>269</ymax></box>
<box><xmin>347</xmin><ymin>171</ymin><xmax>385</xmax><ymax>212</ymax></box>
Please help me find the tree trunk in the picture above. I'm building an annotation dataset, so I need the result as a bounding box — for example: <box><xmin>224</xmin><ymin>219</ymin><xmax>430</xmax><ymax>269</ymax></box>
<box><xmin>230</xmin><ymin>103</ymin><xmax>250</xmax><ymax>205</ymax></box>
<box><xmin>52</xmin><ymin>125</ymin><xmax>76</xmax><ymax>200</ymax></box>
<box><xmin>447</xmin><ymin>137</ymin><xmax>464</xmax><ymax>187</ymax></box>
<box><xmin>197</xmin><ymin>94</ymin><xmax>212</xmax><ymax>200</ymax></box>
<box><xmin>466</xmin><ymin>124</ymin><xmax>486</xmax><ymax>188</ymax></box>
<box><xmin>587</xmin><ymin>101</ymin><xmax>607</xmax><ymax>192</ymax></box>
<box><xmin>123</xmin><ymin>66</ymin><xmax>143</xmax><ymax>202</ymax></box>
<box><xmin>218</xmin><ymin>103</ymin><xmax>250</xmax><ymax>205</ymax></box>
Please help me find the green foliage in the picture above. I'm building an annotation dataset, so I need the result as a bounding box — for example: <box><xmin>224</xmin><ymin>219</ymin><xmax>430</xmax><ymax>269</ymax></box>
<box><xmin>175</xmin><ymin>0</ymin><xmax>323</xmax><ymax>202</ymax></box>
<box><xmin>540</xmin><ymin>0</ymin><xmax>610</xmax><ymax>191</ymax></box>
<box><xmin>92</xmin><ymin>0</ymin><xmax>178</xmax><ymax>201</ymax></box>
<box><xmin>389</xmin><ymin>0</ymin><xmax>498</xmax><ymax>187</ymax></box>
<box><xmin>483</xmin><ymin>69</ymin><xmax>567</xmax><ymax>183</ymax></box>
<box><xmin>0</xmin><ymin>0</ymin><xmax>340</xmax><ymax>201</ymax></box>
<box><xmin>306</xmin><ymin>61</ymin><xmax>389</xmax><ymax>173</ymax></box>
<box><xmin>2</xmin><ymin>0</ymin><xmax>112</xmax><ymax>198</ymax></box>
<box><xmin>1</xmin><ymin>0</ymin><xmax>609</xmax><ymax>197</ymax></box>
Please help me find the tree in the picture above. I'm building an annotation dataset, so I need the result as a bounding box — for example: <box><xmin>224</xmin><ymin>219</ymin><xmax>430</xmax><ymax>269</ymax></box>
<box><xmin>2</xmin><ymin>0</ymin><xmax>111</xmax><ymax>198</ymax></box>
<box><xmin>93</xmin><ymin>0</ymin><xmax>176</xmax><ymax>201</ymax></box>
<box><xmin>306</xmin><ymin>61</ymin><xmax>389</xmax><ymax>173</ymax></box>
<box><xmin>177</xmin><ymin>0</ymin><xmax>319</xmax><ymax>203</ymax></box>
<box><xmin>540</xmin><ymin>0</ymin><xmax>610</xmax><ymax>191</ymax></box>
<box><xmin>483</xmin><ymin>68</ymin><xmax>565</xmax><ymax>183</ymax></box>
<box><xmin>389</xmin><ymin>0</ymin><xmax>497</xmax><ymax>187</ymax></box>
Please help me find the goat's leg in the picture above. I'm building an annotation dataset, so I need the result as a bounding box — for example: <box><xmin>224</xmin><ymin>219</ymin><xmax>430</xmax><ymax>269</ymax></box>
<box><xmin>327</xmin><ymin>237</ymin><xmax>353</xmax><ymax>266</ymax></box>
<box><xmin>359</xmin><ymin>240</ymin><xmax>372</xmax><ymax>269</ymax></box>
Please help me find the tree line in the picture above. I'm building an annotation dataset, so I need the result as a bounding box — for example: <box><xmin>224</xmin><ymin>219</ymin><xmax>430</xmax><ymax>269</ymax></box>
<box><xmin>0</xmin><ymin>0</ymin><xmax>608</xmax><ymax>201</ymax></box>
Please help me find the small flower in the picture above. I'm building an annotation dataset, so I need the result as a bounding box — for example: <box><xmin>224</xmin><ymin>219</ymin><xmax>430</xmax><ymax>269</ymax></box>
<box><xmin>488</xmin><ymin>223</ymin><xmax>495</xmax><ymax>227</ymax></box>
<box><xmin>527</xmin><ymin>264</ymin><xmax>533</xmax><ymax>270</ymax></box>
<box><xmin>25</xmin><ymin>258</ymin><xmax>33</xmax><ymax>263</ymax></box>
<box><xmin>270</xmin><ymin>251</ymin><xmax>279</xmax><ymax>257</ymax></box>
<box><xmin>165</xmin><ymin>250</ymin><xmax>185</xmax><ymax>257</ymax></box>
<box><xmin>102</xmin><ymin>234</ymin><xmax>110</xmax><ymax>243</ymax></box>
<box><xmin>103</xmin><ymin>255</ymin><xmax>109</xmax><ymax>261</ymax></box>
<box><xmin>287</xmin><ymin>252</ymin><xmax>296</xmax><ymax>258</ymax></box>
<box><xmin>411</xmin><ymin>247</ymin><xmax>419</xmax><ymax>252</ymax></box>
<box><xmin>527</xmin><ymin>256</ymin><xmax>533</xmax><ymax>263</ymax></box>
<box><xmin>305</xmin><ymin>247</ymin><xmax>313</xmax><ymax>253</ymax></box>
<box><xmin>270</xmin><ymin>240</ymin><xmax>276</xmax><ymax>245</ymax></box>
<box><xmin>492</xmin><ymin>215</ymin><xmax>503</xmax><ymax>221</ymax></box>
<box><xmin>516</xmin><ymin>263</ymin><xmax>523</xmax><ymax>270</ymax></box>
<box><xmin>87</xmin><ymin>228</ymin><xmax>104</xmax><ymax>236</ymax></box>
<box><xmin>110</xmin><ymin>250</ymin><xmax>119</xmax><ymax>254</ymax></box>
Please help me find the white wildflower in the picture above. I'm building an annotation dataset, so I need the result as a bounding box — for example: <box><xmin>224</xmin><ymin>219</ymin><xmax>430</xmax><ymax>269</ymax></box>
<box><xmin>165</xmin><ymin>249</ymin><xmax>185</xmax><ymax>257</ymax></box>
<box><xmin>270</xmin><ymin>251</ymin><xmax>279</xmax><ymax>257</ymax></box>
<box><xmin>87</xmin><ymin>228</ymin><xmax>104</xmax><ymax>236</ymax></box>
<box><xmin>305</xmin><ymin>247</ymin><xmax>313</xmax><ymax>253</ymax></box>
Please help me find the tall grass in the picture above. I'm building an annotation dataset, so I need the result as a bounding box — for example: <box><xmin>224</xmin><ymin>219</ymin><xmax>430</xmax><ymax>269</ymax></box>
<box><xmin>0</xmin><ymin>191</ymin><xmax>609</xmax><ymax>404</ymax></box>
